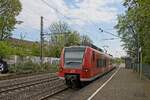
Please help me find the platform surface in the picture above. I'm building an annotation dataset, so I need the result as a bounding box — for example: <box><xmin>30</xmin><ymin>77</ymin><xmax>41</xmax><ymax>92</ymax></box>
<box><xmin>69</xmin><ymin>65</ymin><xmax>150</xmax><ymax>100</ymax></box>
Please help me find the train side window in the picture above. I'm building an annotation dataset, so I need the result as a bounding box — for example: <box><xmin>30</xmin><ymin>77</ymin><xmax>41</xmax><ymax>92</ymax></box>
<box><xmin>100</xmin><ymin>59</ymin><xmax>106</xmax><ymax>67</ymax></box>
<box><xmin>110</xmin><ymin>59</ymin><xmax>113</xmax><ymax>65</ymax></box>
<box><xmin>103</xmin><ymin>59</ymin><xmax>105</xmax><ymax>67</ymax></box>
<box><xmin>97</xmin><ymin>59</ymin><xmax>107</xmax><ymax>68</ymax></box>
<box><xmin>104</xmin><ymin>59</ymin><xmax>106</xmax><ymax>67</ymax></box>
<box><xmin>97</xmin><ymin>59</ymin><xmax>103</xmax><ymax>68</ymax></box>
<box><xmin>99</xmin><ymin>59</ymin><xmax>103</xmax><ymax>67</ymax></box>
<box><xmin>96</xmin><ymin>59</ymin><xmax>99</xmax><ymax>67</ymax></box>
<box><xmin>92</xmin><ymin>51</ymin><xmax>95</xmax><ymax>61</ymax></box>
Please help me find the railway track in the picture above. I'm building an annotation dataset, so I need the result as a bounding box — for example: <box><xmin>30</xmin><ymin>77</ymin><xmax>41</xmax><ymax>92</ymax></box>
<box><xmin>0</xmin><ymin>73</ymin><xmax>66</xmax><ymax>100</ymax></box>
<box><xmin>0</xmin><ymin>76</ymin><xmax>58</xmax><ymax>94</ymax></box>
<box><xmin>40</xmin><ymin>67</ymin><xmax>117</xmax><ymax>100</ymax></box>
<box><xmin>0</xmin><ymin>73</ymin><xmax>56</xmax><ymax>88</ymax></box>
<box><xmin>24</xmin><ymin>79</ymin><xmax>67</xmax><ymax>100</ymax></box>
<box><xmin>0</xmin><ymin>68</ymin><xmax>117</xmax><ymax>100</ymax></box>
<box><xmin>39</xmin><ymin>86</ymin><xmax>69</xmax><ymax>100</ymax></box>
<box><xmin>39</xmin><ymin>87</ymin><xmax>78</xmax><ymax>100</ymax></box>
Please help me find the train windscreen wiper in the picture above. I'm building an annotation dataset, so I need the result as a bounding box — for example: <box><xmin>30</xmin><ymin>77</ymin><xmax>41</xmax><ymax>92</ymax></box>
<box><xmin>66</xmin><ymin>61</ymin><xmax>81</xmax><ymax>64</ymax></box>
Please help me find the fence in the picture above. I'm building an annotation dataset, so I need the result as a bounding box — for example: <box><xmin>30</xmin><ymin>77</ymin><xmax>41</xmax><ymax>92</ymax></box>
<box><xmin>132</xmin><ymin>63</ymin><xmax>150</xmax><ymax>79</ymax></box>
<box><xmin>142</xmin><ymin>64</ymin><xmax>150</xmax><ymax>79</ymax></box>
<box><xmin>4</xmin><ymin>55</ymin><xmax>60</xmax><ymax>65</ymax></box>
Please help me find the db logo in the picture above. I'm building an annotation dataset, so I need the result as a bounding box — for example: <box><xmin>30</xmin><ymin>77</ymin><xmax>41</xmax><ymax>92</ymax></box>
<box><xmin>70</xmin><ymin>70</ymin><xmax>75</xmax><ymax>73</ymax></box>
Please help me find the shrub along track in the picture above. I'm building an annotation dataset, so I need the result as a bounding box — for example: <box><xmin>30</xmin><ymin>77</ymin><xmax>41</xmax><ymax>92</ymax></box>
<box><xmin>0</xmin><ymin>73</ymin><xmax>67</xmax><ymax>100</ymax></box>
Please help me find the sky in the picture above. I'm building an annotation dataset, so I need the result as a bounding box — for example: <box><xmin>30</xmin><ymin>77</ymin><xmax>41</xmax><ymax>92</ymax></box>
<box><xmin>13</xmin><ymin>0</ymin><xmax>126</xmax><ymax>57</ymax></box>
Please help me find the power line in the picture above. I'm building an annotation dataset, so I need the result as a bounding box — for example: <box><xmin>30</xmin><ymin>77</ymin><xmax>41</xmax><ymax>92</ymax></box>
<box><xmin>41</xmin><ymin>0</ymin><xmax>100</xmax><ymax>31</ymax></box>
<box><xmin>41</xmin><ymin>0</ymin><xmax>97</xmax><ymax>40</ymax></box>
<box><xmin>41</xmin><ymin>0</ymin><xmax>78</xmax><ymax>20</ymax></box>
<box><xmin>41</xmin><ymin>0</ymin><xmax>110</xmax><ymax>45</ymax></box>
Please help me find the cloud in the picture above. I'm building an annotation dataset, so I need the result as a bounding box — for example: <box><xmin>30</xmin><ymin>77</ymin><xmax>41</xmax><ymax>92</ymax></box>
<box><xmin>17</xmin><ymin>0</ymin><xmax>59</xmax><ymax>29</ymax></box>
<box><xmin>14</xmin><ymin>0</ymin><xmax>126</xmax><ymax>57</ymax></box>
<box><xmin>17</xmin><ymin>0</ymin><xmax>122</xmax><ymax>29</ymax></box>
<box><xmin>74</xmin><ymin>0</ymin><xmax>120</xmax><ymax>25</ymax></box>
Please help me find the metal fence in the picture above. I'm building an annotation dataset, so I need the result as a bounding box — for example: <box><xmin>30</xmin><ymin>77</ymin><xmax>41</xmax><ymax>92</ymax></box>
<box><xmin>132</xmin><ymin>63</ymin><xmax>139</xmax><ymax>72</ymax></box>
<box><xmin>132</xmin><ymin>63</ymin><xmax>150</xmax><ymax>79</ymax></box>
<box><xmin>142</xmin><ymin>64</ymin><xmax>150</xmax><ymax>79</ymax></box>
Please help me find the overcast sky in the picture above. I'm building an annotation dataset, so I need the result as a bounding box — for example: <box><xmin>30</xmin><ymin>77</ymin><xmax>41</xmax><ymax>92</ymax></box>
<box><xmin>13</xmin><ymin>0</ymin><xmax>126</xmax><ymax>57</ymax></box>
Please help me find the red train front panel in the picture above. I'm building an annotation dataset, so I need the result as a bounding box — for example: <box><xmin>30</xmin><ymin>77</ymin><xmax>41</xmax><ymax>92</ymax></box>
<box><xmin>58</xmin><ymin>46</ymin><xmax>91</xmax><ymax>81</ymax></box>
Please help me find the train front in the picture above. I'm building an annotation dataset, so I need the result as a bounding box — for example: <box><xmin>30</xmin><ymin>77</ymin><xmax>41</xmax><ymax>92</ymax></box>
<box><xmin>58</xmin><ymin>46</ymin><xmax>86</xmax><ymax>87</ymax></box>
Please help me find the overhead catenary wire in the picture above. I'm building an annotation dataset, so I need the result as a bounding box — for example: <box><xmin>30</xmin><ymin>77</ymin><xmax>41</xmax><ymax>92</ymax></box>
<box><xmin>41</xmin><ymin>0</ymin><xmax>100</xmax><ymax>30</ymax></box>
<box><xmin>40</xmin><ymin>0</ymin><xmax>122</xmax><ymax>56</ymax></box>
<box><xmin>40</xmin><ymin>0</ymin><xmax>119</xmax><ymax>50</ymax></box>
<box><xmin>40</xmin><ymin>0</ymin><xmax>99</xmax><ymax>42</ymax></box>
<box><xmin>41</xmin><ymin>0</ymin><xmax>78</xmax><ymax>20</ymax></box>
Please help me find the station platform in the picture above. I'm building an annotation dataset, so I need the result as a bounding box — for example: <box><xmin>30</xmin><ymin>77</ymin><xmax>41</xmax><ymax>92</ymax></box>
<box><xmin>91</xmin><ymin>67</ymin><xmax>150</xmax><ymax>100</ymax></box>
<box><xmin>70</xmin><ymin>65</ymin><xmax>150</xmax><ymax>100</ymax></box>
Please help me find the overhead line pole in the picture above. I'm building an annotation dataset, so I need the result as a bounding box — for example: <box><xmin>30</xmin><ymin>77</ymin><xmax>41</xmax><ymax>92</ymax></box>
<box><xmin>40</xmin><ymin>16</ymin><xmax>44</xmax><ymax>66</ymax></box>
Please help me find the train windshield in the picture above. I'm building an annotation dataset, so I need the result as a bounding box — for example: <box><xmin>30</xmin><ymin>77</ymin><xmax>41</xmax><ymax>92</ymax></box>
<box><xmin>64</xmin><ymin>47</ymin><xmax>85</xmax><ymax>68</ymax></box>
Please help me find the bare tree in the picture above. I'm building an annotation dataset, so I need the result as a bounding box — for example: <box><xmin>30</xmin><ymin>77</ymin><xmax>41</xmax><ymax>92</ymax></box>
<box><xmin>49</xmin><ymin>21</ymin><xmax>71</xmax><ymax>45</ymax></box>
<box><xmin>49</xmin><ymin>21</ymin><xmax>70</xmax><ymax>34</ymax></box>
<box><xmin>81</xmin><ymin>35</ymin><xmax>92</xmax><ymax>45</ymax></box>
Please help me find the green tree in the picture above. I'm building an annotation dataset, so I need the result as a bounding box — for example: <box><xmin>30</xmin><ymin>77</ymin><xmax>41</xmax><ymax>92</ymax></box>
<box><xmin>48</xmin><ymin>45</ymin><xmax>63</xmax><ymax>58</ymax></box>
<box><xmin>30</xmin><ymin>43</ymin><xmax>40</xmax><ymax>56</ymax></box>
<box><xmin>66</xmin><ymin>31</ymin><xmax>81</xmax><ymax>46</ymax></box>
<box><xmin>0</xmin><ymin>40</ymin><xmax>31</xmax><ymax>58</ymax></box>
<box><xmin>115</xmin><ymin>0</ymin><xmax>150</xmax><ymax>64</ymax></box>
<box><xmin>115</xmin><ymin>14</ymin><xmax>138</xmax><ymax>59</ymax></box>
<box><xmin>0</xmin><ymin>0</ymin><xmax>22</xmax><ymax>40</ymax></box>
<box><xmin>0</xmin><ymin>41</ymin><xmax>12</xmax><ymax>57</ymax></box>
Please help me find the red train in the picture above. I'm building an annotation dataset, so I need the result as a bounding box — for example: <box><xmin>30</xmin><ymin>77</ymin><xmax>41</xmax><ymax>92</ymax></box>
<box><xmin>58</xmin><ymin>44</ymin><xmax>114</xmax><ymax>87</ymax></box>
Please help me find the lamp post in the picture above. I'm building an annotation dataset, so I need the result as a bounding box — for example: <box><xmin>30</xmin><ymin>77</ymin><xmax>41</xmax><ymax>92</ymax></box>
<box><xmin>139</xmin><ymin>47</ymin><xmax>142</xmax><ymax>79</ymax></box>
<box><xmin>99</xmin><ymin>28</ymin><xmax>121</xmax><ymax>38</ymax></box>
<box><xmin>99</xmin><ymin>28</ymin><xmax>142</xmax><ymax>78</ymax></box>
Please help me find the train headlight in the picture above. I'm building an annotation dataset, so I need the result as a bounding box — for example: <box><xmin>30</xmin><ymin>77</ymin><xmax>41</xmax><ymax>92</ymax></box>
<box><xmin>59</xmin><ymin>67</ymin><xmax>63</xmax><ymax>72</ymax></box>
<box><xmin>83</xmin><ymin>68</ymin><xmax>89</xmax><ymax>72</ymax></box>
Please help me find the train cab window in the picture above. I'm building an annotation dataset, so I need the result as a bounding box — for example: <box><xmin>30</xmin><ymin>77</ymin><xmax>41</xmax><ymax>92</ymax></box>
<box><xmin>64</xmin><ymin>47</ymin><xmax>85</xmax><ymax>68</ymax></box>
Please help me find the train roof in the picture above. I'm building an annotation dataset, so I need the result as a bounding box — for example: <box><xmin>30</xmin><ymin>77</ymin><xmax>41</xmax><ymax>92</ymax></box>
<box><xmin>65</xmin><ymin>44</ymin><xmax>103</xmax><ymax>52</ymax></box>
<box><xmin>65</xmin><ymin>44</ymin><xmax>113</xmax><ymax>58</ymax></box>
<box><xmin>86</xmin><ymin>43</ymin><xmax>104</xmax><ymax>52</ymax></box>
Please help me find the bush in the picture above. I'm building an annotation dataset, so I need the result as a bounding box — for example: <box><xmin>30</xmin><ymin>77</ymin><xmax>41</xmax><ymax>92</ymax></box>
<box><xmin>8</xmin><ymin>61</ymin><xmax>59</xmax><ymax>74</ymax></box>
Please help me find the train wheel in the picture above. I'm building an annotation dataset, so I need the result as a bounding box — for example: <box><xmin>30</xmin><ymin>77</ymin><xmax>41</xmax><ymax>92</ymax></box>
<box><xmin>71</xmin><ymin>79</ymin><xmax>81</xmax><ymax>89</ymax></box>
<box><xmin>65</xmin><ymin>79</ymin><xmax>72</xmax><ymax>88</ymax></box>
